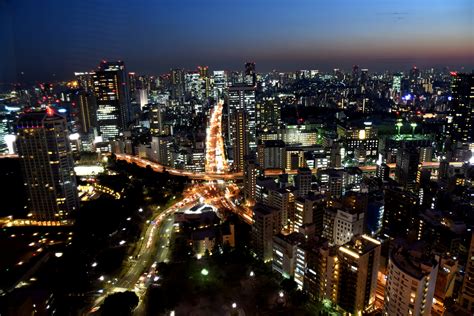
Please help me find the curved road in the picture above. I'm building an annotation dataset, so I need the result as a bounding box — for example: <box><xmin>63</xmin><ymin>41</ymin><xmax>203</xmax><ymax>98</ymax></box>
<box><xmin>88</xmin><ymin>188</ymin><xmax>204</xmax><ymax>314</ymax></box>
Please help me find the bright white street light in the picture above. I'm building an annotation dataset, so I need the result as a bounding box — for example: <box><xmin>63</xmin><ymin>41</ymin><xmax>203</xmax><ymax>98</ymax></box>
<box><xmin>232</xmin><ymin>302</ymin><xmax>237</xmax><ymax>309</ymax></box>
<box><xmin>91</xmin><ymin>262</ymin><xmax>97</xmax><ymax>267</ymax></box>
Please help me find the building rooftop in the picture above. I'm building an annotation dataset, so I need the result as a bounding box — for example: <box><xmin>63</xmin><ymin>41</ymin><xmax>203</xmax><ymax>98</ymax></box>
<box><xmin>390</xmin><ymin>246</ymin><xmax>438</xmax><ymax>280</ymax></box>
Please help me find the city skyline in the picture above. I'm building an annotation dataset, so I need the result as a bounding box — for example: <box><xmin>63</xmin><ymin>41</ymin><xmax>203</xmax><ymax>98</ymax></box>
<box><xmin>0</xmin><ymin>0</ymin><xmax>473</xmax><ymax>83</ymax></box>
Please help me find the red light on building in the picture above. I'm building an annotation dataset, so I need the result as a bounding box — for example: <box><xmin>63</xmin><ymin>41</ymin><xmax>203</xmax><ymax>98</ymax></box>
<box><xmin>46</xmin><ymin>107</ymin><xmax>54</xmax><ymax>116</ymax></box>
<box><xmin>450</xmin><ymin>71</ymin><xmax>458</xmax><ymax>76</ymax></box>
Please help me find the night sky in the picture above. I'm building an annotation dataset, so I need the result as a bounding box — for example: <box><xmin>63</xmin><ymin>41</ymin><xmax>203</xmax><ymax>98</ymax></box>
<box><xmin>0</xmin><ymin>0</ymin><xmax>472</xmax><ymax>83</ymax></box>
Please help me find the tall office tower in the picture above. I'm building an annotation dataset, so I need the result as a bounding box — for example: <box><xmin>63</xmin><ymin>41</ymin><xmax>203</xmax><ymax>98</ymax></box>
<box><xmin>382</xmin><ymin>187</ymin><xmax>418</xmax><ymax>237</ymax></box>
<box><xmin>447</xmin><ymin>73</ymin><xmax>474</xmax><ymax>144</ymax></box>
<box><xmin>74</xmin><ymin>72</ymin><xmax>95</xmax><ymax>92</ymax></box>
<box><xmin>231</xmin><ymin>110</ymin><xmax>249</xmax><ymax>171</ymax></box>
<box><xmin>149</xmin><ymin>104</ymin><xmax>164</xmax><ymax>136</ymax></box>
<box><xmin>384</xmin><ymin>245</ymin><xmax>438</xmax><ymax>316</ymax></box>
<box><xmin>170</xmin><ymin>69</ymin><xmax>185</xmax><ymax>101</ymax></box>
<box><xmin>15</xmin><ymin>109</ymin><xmax>79</xmax><ymax>222</ymax></box>
<box><xmin>352</xmin><ymin>64</ymin><xmax>360</xmax><ymax>84</ymax></box>
<box><xmin>252</xmin><ymin>203</ymin><xmax>282</xmax><ymax>262</ymax></box>
<box><xmin>336</xmin><ymin>235</ymin><xmax>381</xmax><ymax>314</ymax></box>
<box><xmin>256</xmin><ymin>97</ymin><xmax>282</xmax><ymax>131</ymax></box>
<box><xmin>212</xmin><ymin>70</ymin><xmax>227</xmax><ymax>98</ymax></box>
<box><xmin>459</xmin><ymin>232</ymin><xmax>474</xmax><ymax>313</ymax></box>
<box><xmin>295</xmin><ymin>167</ymin><xmax>312</xmax><ymax>197</ymax></box>
<box><xmin>395</xmin><ymin>147</ymin><xmax>420</xmax><ymax>190</ymax></box>
<box><xmin>258</xmin><ymin>140</ymin><xmax>285</xmax><ymax>169</ymax></box>
<box><xmin>228</xmin><ymin>85</ymin><xmax>256</xmax><ymax>150</ymax></box>
<box><xmin>128</xmin><ymin>72</ymin><xmax>137</xmax><ymax>101</ymax></box>
<box><xmin>392</xmin><ymin>72</ymin><xmax>403</xmax><ymax>95</ymax></box>
<box><xmin>93</xmin><ymin>61</ymin><xmax>131</xmax><ymax>140</ymax></box>
<box><xmin>70</xmin><ymin>89</ymin><xmax>97</xmax><ymax>137</ymax></box>
<box><xmin>409</xmin><ymin>66</ymin><xmax>420</xmax><ymax>85</ymax></box>
<box><xmin>268</xmin><ymin>187</ymin><xmax>291</xmax><ymax>229</ymax></box>
<box><xmin>244</xmin><ymin>62</ymin><xmax>256</xmax><ymax>86</ymax></box>
<box><xmin>243</xmin><ymin>158</ymin><xmax>258</xmax><ymax>202</ymax></box>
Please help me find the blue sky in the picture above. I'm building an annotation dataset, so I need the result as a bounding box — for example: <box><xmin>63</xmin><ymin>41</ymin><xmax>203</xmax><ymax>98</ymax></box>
<box><xmin>1</xmin><ymin>0</ymin><xmax>472</xmax><ymax>82</ymax></box>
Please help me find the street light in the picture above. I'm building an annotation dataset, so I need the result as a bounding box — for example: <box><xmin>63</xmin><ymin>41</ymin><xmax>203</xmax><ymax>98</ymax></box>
<box><xmin>201</xmin><ymin>268</ymin><xmax>209</xmax><ymax>276</ymax></box>
<box><xmin>396</xmin><ymin>121</ymin><xmax>403</xmax><ymax>136</ymax></box>
<box><xmin>232</xmin><ymin>302</ymin><xmax>237</xmax><ymax>309</ymax></box>
<box><xmin>410</xmin><ymin>122</ymin><xmax>417</xmax><ymax>136</ymax></box>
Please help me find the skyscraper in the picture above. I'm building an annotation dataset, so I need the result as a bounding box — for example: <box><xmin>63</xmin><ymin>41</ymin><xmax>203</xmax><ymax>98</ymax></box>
<box><xmin>231</xmin><ymin>110</ymin><xmax>249</xmax><ymax>172</ymax></box>
<box><xmin>336</xmin><ymin>235</ymin><xmax>381</xmax><ymax>314</ymax></box>
<box><xmin>243</xmin><ymin>158</ymin><xmax>258</xmax><ymax>202</ymax></box>
<box><xmin>295</xmin><ymin>167</ymin><xmax>312</xmax><ymax>197</ymax></box>
<box><xmin>15</xmin><ymin>109</ymin><xmax>79</xmax><ymax>222</ymax></box>
<box><xmin>459</xmin><ymin>232</ymin><xmax>474</xmax><ymax>313</ymax></box>
<box><xmin>93</xmin><ymin>61</ymin><xmax>131</xmax><ymax>140</ymax></box>
<box><xmin>150</xmin><ymin>103</ymin><xmax>165</xmax><ymax>136</ymax></box>
<box><xmin>447</xmin><ymin>73</ymin><xmax>474</xmax><ymax>144</ymax></box>
<box><xmin>384</xmin><ymin>245</ymin><xmax>438</xmax><ymax>316</ymax></box>
<box><xmin>244</xmin><ymin>62</ymin><xmax>256</xmax><ymax>87</ymax></box>
<box><xmin>228</xmin><ymin>85</ymin><xmax>256</xmax><ymax>150</ymax></box>
<box><xmin>171</xmin><ymin>68</ymin><xmax>185</xmax><ymax>101</ymax></box>
<box><xmin>252</xmin><ymin>203</ymin><xmax>282</xmax><ymax>262</ymax></box>
<box><xmin>395</xmin><ymin>147</ymin><xmax>420</xmax><ymax>190</ymax></box>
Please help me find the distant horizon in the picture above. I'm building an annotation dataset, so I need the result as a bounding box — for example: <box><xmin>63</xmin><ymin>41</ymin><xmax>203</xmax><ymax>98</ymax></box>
<box><xmin>2</xmin><ymin>61</ymin><xmax>473</xmax><ymax>86</ymax></box>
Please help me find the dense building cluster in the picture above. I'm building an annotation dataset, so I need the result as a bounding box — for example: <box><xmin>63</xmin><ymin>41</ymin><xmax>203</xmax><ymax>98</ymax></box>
<box><xmin>0</xmin><ymin>60</ymin><xmax>473</xmax><ymax>315</ymax></box>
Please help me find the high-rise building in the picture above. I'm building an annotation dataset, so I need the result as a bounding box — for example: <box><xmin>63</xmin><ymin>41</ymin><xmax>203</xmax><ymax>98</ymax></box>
<box><xmin>150</xmin><ymin>136</ymin><xmax>173</xmax><ymax>166</ymax></box>
<box><xmin>93</xmin><ymin>61</ymin><xmax>131</xmax><ymax>140</ymax></box>
<box><xmin>272</xmin><ymin>232</ymin><xmax>305</xmax><ymax>278</ymax></box>
<box><xmin>70</xmin><ymin>89</ymin><xmax>97</xmax><ymax>137</ymax></box>
<box><xmin>212</xmin><ymin>70</ymin><xmax>227</xmax><ymax>98</ymax></box>
<box><xmin>257</xmin><ymin>140</ymin><xmax>285</xmax><ymax>169</ymax></box>
<box><xmin>15</xmin><ymin>109</ymin><xmax>79</xmax><ymax>222</ymax></box>
<box><xmin>244</xmin><ymin>62</ymin><xmax>256</xmax><ymax>87</ymax></box>
<box><xmin>459</xmin><ymin>232</ymin><xmax>474</xmax><ymax>313</ymax></box>
<box><xmin>294</xmin><ymin>237</ymin><xmax>333</xmax><ymax>296</ymax></box>
<box><xmin>243</xmin><ymin>158</ymin><xmax>258</xmax><ymax>202</ymax></box>
<box><xmin>382</xmin><ymin>187</ymin><xmax>418</xmax><ymax>237</ymax></box>
<box><xmin>384</xmin><ymin>245</ymin><xmax>438</xmax><ymax>316</ymax></box>
<box><xmin>336</xmin><ymin>235</ymin><xmax>381</xmax><ymax>314</ymax></box>
<box><xmin>332</xmin><ymin>208</ymin><xmax>364</xmax><ymax>246</ymax></box>
<box><xmin>170</xmin><ymin>69</ymin><xmax>185</xmax><ymax>101</ymax></box>
<box><xmin>294</xmin><ymin>193</ymin><xmax>323</xmax><ymax>229</ymax></box>
<box><xmin>252</xmin><ymin>203</ymin><xmax>282</xmax><ymax>262</ymax></box>
<box><xmin>396</xmin><ymin>147</ymin><xmax>420</xmax><ymax>190</ymax></box>
<box><xmin>228</xmin><ymin>85</ymin><xmax>256</xmax><ymax>150</ymax></box>
<box><xmin>295</xmin><ymin>167</ymin><xmax>312</xmax><ymax>197</ymax></box>
<box><xmin>150</xmin><ymin>103</ymin><xmax>165</xmax><ymax>136</ymax></box>
<box><xmin>231</xmin><ymin>110</ymin><xmax>249</xmax><ymax>172</ymax></box>
<box><xmin>447</xmin><ymin>73</ymin><xmax>474</xmax><ymax>144</ymax></box>
<box><xmin>268</xmin><ymin>187</ymin><xmax>291</xmax><ymax>229</ymax></box>
<box><xmin>392</xmin><ymin>73</ymin><xmax>403</xmax><ymax>94</ymax></box>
